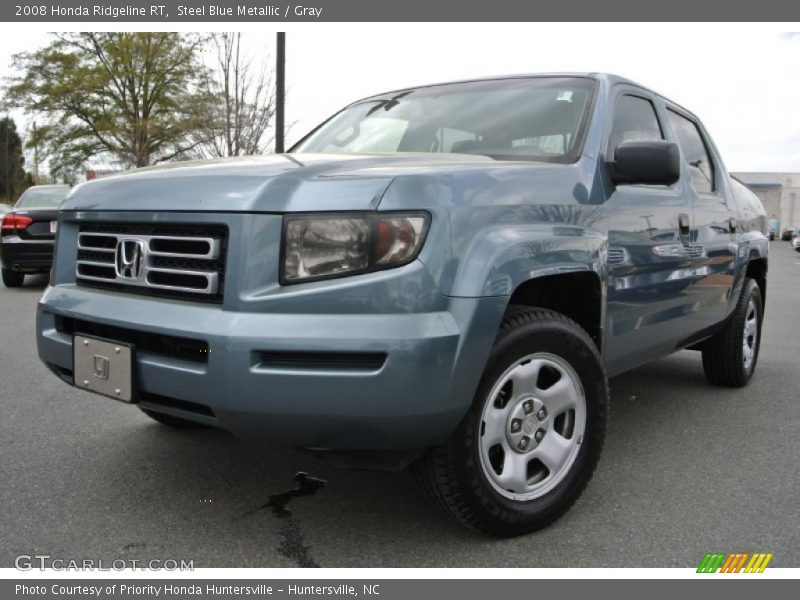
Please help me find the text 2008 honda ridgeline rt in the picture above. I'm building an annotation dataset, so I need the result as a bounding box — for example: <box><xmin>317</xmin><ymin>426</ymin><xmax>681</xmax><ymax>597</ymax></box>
<box><xmin>37</xmin><ymin>74</ymin><xmax>768</xmax><ymax>536</ymax></box>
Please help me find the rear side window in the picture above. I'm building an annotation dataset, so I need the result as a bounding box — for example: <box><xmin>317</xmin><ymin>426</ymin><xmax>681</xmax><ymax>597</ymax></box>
<box><xmin>667</xmin><ymin>110</ymin><xmax>715</xmax><ymax>194</ymax></box>
<box><xmin>608</xmin><ymin>95</ymin><xmax>663</xmax><ymax>154</ymax></box>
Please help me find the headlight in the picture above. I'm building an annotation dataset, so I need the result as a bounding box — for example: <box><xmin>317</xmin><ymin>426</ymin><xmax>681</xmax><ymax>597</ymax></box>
<box><xmin>281</xmin><ymin>211</ymin><xmax>430</xmax><ymax>284</ymax></box>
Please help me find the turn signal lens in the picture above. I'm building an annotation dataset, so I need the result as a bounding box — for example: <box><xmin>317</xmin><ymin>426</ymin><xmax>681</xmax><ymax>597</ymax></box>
<box><xmin>375</xmin><ymin>217</ymin><xmax>425</xmax><ymax>265</ymax></box>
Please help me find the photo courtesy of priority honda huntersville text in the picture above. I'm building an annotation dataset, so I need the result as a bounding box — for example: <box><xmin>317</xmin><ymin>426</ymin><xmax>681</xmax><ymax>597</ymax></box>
<box><xmin>36</xmin><ymin>74</ymin><xmax>768</xmax><ymax>537</ymax></box>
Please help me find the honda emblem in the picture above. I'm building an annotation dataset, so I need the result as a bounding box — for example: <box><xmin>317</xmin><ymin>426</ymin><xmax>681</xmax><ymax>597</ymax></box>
<box><xmin>93</xmin><ymin>355</ymin><xmax>109</xmax><ymax>380</ymax></box>
<box><xmin>116</xmin><ymin>238</ymin><xmax>146</xmax><ymax>280</ymax></box>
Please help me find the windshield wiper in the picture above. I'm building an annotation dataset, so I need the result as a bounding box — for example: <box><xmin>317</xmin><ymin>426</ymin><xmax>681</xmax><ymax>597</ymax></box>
<box><xmin>365</xmin><ymin>91</ymin><xmax>412</xmax><ymax>116</ymax></box>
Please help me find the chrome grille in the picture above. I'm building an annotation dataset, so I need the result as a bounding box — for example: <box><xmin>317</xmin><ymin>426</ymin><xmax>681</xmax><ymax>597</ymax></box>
<box><xmin>685</xmin><ymin>244</ymin><xmax>705</xmax><ymax>258</ymax></box>
<box><xmin>607</xmin><ymin>247</ymin><xmax>629</xmax><ymax>265</ymax></box>
<box><xmin>75</xmin><ymin>223</ymin><xmax>227</xmax><ymax>303</ymax></box>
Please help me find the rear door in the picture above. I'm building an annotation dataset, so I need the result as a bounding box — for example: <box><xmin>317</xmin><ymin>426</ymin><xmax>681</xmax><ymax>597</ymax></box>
<box><xmin>603</xmin><ymin>88</ymin><xmax>697</xmax><ymax>375</ymax></box>
<box><xmin>663</xmin><ymin>107</ymin><xmax>739</xmax><ymax>330</ymax></box>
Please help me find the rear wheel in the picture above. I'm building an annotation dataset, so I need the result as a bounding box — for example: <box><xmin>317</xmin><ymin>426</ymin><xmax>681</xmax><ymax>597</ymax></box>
<box><xmin>701</xmin><ymin>278</ymin><xmax>763</xmax><ymax>387</ymax></box>
<box><xmin>414</xmin><ymin>307</ymin><xmax>607</xmax><ymax>537</ymax></box>
<box><xmin>2</xmin><ymin>268</ymin><xmax>24</xmax><ymax>288</ymax></box>
<box><xmin>139</xmin><ymin>408</ymin><xmax>207</xmax><ymax>430</ymax></box>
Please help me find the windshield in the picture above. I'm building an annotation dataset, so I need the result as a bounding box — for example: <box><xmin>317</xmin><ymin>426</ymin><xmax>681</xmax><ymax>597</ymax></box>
<box><xmin>15</xmin><ymin>186</ymin><xmax>70</xmax><ymax>209</ymax></box>
<box><xmin>293</xmin><ymin>77</ymin><xmax>596</xmax><ymax>163</ymax></box>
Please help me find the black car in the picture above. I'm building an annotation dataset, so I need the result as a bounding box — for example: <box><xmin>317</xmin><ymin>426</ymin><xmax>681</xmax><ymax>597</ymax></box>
<box><xmin>1</xmin><ymin>185</ymin><xmax>70</xmax><ymax>287</ymax></box>
<box><xmin>781</xmin><ymin>227</ymin><xmax>796</xmax><ymax>241</ymax></box>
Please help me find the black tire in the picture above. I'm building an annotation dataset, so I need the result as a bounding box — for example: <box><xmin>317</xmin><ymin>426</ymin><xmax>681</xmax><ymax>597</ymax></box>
<box><xmin>702</xmin><ymin>278</ymin><xmax>763</xmax><ymax>387</ymax></box>
<box><xmin>139</xmin><ymin>408</ymin><xmax>207</xmax><ymax>430</ymax></box>
<box><xmin>413</xmin><ymin>306</ymin><xmax>607</xmax><ymax>537</ymax></box>
<box><xmin>2</xmin><ymin>268</ymin><xmax>24</xmax><ymax>287</ymax></box>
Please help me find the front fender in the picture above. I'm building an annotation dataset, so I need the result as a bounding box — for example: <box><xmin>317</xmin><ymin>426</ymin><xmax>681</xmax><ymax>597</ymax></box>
<box><xmin>448</xmin><ymin>221</ymin><xmax>607</xmax><ymax>298</ymax></box>
<box><xmin>374</xmin><ymin>156</ymin><xmax>607</xmax><ymax>297</ymax></box>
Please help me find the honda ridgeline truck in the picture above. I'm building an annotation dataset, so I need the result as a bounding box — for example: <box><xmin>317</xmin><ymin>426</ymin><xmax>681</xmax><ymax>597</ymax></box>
<box><xmin>37</xmin><ymin>74</ymin><xmax>768</xmax><ymax>536</ymax></box>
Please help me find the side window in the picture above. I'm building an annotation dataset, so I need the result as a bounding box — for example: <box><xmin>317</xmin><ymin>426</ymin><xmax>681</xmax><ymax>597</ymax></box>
<box><xmin>667</xmin><ymin>110</ymin><xmax>715</xmax><ymax>194</ymax></box>
<box><xmin>608</xmin><ymin>95</ymin><xmax>663</xmax><ymax>154</ymax></box>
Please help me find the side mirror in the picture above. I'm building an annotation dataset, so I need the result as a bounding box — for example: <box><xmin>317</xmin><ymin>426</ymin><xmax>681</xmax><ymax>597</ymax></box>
<box><xmin>608</xmin><ymin>140</ymin><xmax>680</xmax><ymax>186</ymax></box>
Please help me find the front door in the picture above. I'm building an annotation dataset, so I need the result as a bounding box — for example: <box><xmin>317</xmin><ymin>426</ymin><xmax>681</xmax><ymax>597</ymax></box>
<box><xmin>603</xmin><ymin>90</ymin><xmax>697</xmax><ymax>375</ymax></box>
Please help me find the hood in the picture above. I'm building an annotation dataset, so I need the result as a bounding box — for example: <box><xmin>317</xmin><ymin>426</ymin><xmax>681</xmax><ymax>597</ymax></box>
<box><xmin>61</xmin><ymin>153</ymin><xmax>503</xmax><ymax>213</ymax></box>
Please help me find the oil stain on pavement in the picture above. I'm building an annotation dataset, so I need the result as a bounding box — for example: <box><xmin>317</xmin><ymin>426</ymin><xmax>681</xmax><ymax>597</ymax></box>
<box><xmin>246</xmin><ymin>472</ymin><xmax>327</xmax><ymax>567</ymax></box>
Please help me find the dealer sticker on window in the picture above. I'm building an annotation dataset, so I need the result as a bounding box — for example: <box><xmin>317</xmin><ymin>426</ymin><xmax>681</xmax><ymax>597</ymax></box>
<box><xmin>556</xmin><ymin>90</ymin><xmax>574</xmax><ymax>102</ymax></box>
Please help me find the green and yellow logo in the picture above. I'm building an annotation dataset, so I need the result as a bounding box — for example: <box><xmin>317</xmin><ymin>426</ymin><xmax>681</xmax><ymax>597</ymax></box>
<box><xmin>697</xmin><ymin>552</ymin><xmax>773</xmax><ymax>573</ymax></box>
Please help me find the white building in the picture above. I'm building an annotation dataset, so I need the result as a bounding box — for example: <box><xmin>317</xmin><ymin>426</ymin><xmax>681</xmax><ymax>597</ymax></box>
<box><xmin>732</xmin><ymin>172</ymin><xmax>800</xmax><ymax>231</ymax></box>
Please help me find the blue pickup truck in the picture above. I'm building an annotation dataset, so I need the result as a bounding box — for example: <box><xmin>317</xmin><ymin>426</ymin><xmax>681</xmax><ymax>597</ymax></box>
<box><xmin>37</xmin><ymin>74</ymin><xmax>767</xmax><ymax>536</ymax></box>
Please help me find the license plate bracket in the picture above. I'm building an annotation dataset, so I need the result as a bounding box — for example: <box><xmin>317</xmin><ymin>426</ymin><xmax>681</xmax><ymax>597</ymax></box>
<box><xmin>73</xmin><ymin>335</ymin><xmax>134</xmax><ymax>402</ymax></box>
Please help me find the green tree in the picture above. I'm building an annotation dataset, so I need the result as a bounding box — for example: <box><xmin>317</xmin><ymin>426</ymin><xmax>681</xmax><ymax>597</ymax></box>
<box><xmin>0</xmin><ymin>117</ymin><xmax>28</xmax><ymax>202</ymax></box>
<box><xmin>4</xmin><ymin>33</ymin><xmax>212</xmax><ymax>178</ymax></box>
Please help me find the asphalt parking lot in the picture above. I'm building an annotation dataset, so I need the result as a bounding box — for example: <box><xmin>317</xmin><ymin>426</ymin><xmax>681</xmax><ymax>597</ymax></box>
<box><xmin>1</xmin><ymin>243</ymin><xmax>798</xmax><ymax>569</ymax></box>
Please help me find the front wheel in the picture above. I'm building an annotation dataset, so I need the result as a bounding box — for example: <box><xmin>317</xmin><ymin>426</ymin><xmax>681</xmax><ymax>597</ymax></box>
<box><xmin>414</xmin><ymin>307</ymin><xmax>607</xmax><ymax>537</ymax></box>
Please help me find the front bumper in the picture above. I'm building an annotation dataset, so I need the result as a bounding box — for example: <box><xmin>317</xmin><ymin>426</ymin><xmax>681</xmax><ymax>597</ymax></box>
<box><xmin>37</xmin><ymin>284</ymin><xmax>506</xmax><ymax>451</ymax></box>
<box><xmin>0</xmin><ymin>237</ymin><xmax>54</xmax><ymax>272</ymax></box>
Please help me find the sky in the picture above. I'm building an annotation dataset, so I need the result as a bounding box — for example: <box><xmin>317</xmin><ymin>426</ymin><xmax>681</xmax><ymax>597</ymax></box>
<box><xmin>0</xmin><ymin>24</ymin><xmax>798</xmax><ymax>174</ymax></box>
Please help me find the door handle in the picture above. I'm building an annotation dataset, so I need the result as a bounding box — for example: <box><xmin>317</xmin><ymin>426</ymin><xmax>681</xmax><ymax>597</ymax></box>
<box><xmin>679</xmin><ymin>213</ymin><xmax>691</xmax><ymax>241</ymax></box>
<box><xmin>728</xmin><ymin>217</ymin><xmax>738</xmax><ymax>233</ymax></box>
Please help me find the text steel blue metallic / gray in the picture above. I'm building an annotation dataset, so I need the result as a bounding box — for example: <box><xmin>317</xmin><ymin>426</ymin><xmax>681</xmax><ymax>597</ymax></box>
<box><xmin>36</xmin><ymin>74</ymin><xmax>768</xmax><ymax>535</ymax></box>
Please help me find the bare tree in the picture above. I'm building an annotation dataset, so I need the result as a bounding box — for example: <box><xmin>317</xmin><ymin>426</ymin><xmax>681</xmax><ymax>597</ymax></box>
<box><xmin>198</xmin><ymin>33</ymin><xmax>276</xmax><ymax>157</ymax></box>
